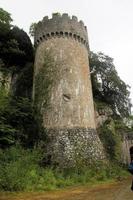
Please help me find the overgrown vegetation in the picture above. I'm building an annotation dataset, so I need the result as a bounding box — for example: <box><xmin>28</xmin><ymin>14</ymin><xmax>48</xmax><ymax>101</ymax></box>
<box><xmin>0</xmin><ymin>146</ymin><xmax>128</xmax><ymax>191</ymax></box>
<box><xmin>90</xmin><ymin>52</ymin><xmax>131</xmax><ymax>117</ymax></box>
<box><xmin>98</xmin><ymin>119</ymin><xmax>122</xmax><ymax>162</ymax></box>
<box><xmin>0</xmin><ymin>7</ymin><xmax>132</xmax><ymax>192</ymax></box>
<box><xmin>0</xmin><ymin>93</ymin><xmax>38</xmax><ymax>148</ymax></box>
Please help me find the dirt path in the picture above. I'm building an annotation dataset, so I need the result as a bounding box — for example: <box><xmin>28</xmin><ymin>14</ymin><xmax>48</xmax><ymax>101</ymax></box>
<box><xmin>0</xmin><ymin>178</ymin><xmax>133</xmax><ymax>200</ymax></box>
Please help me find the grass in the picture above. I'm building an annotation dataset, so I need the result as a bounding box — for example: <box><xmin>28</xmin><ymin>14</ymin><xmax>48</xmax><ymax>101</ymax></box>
<box><xmin>0</xmin><ymin>146</ymin><xmax>130</xmax><ymax>192</ymax></box>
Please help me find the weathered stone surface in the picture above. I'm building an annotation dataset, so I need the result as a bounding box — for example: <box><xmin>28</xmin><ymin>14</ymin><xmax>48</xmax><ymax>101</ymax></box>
<box><xmin>34</xmin><ymin>38</ymin><xmax>95</xmax><ymax>128</ymax></box>
<box><xmin>33</xmin><ymin>14</ymin><xmax>105</xmax><ymax>167</ymax></box>
<box><xmin>0</xmin><ymin>71</ymin><xmax>12</xmax><ymax>93</ymax></box>
<box><xmin>95</xmin><ymin>106</ymin><xmax>113</xmax><ymax>128</ymax></box>
<box><xmin>45</xmin><ymin>127</ymin><xmax>105</xmax><ymax>168</ymax></box>
<box><xmin>34</xmin><ymin>13</ymin><xmax>89</xmax><ymax>50</ymax></box>
<box><xmin>121</xmin><ymin>134</ymin><xmax>133</xmax><ymax>164</ymax></box>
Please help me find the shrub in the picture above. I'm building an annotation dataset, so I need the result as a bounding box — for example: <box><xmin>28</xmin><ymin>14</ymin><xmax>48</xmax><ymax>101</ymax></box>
<box><xmin>0</xmin><ymin>146</ymin><xmax>129</xmax><ymax>192</ymax></box>
<box><xmin>99</xmin><ymin>119</ymin><xmax>122</xmax><ymax>162</ymax></box>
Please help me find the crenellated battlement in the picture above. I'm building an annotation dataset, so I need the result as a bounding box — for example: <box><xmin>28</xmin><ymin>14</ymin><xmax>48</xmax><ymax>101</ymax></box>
<box><xmin>34</xmin><ymin>13</ymin><xmax>89</xmax><ymax>50</ymax></box>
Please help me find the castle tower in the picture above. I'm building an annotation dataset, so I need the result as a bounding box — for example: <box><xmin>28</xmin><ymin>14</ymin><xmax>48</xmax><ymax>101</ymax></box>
<box><xmin>33</xmin><ymin>13</ymin><xmax>104</xmax><ymax>167</ymax></box>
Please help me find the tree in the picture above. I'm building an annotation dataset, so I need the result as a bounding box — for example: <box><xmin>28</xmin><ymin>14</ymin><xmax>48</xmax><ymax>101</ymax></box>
<box><xmin>0</xmin><ymin>8</ymin><xmax>12</xmax><ymax>56</ymax></box>
<box><xmin>0</xmin><ymin>95</ymin><xmax>38</xmax><ymax>148</ymax></box>
<box><xmin>29</xmin><ymin>23</ymin><xmax>37</xmax><ymax>37</ymax></box>
<box><xmin>11</xmin><ymin>26</ymin><xmax>34</xmax><ymax>63</ymax></box>
<box><xmin>0</xmin><ymin>8</ymin><xmax>12</xmax><ymax>40</ymax></box>
<box><xmin>0</xmin><ymin>8</ymin><xmax>34</xmax><ymax>68</ymax></box>
<box><xmin>14</xmin><ymin>62</ymin><xmax>33</xmax><ymax>98</ymax></box>
<box><xmin>90</xmin><ymin>52</ymin><xmax>131</xmax><ymax>117</ymax></box>
<box><xmin>0</xmin><ymin>8</ymin><xmax>12</xmax><ymax>24</ymax></box>
<box><xmin>0</xmin><ymin>9</ymin><xmax>24</xmax><ymax>67</ymax></box>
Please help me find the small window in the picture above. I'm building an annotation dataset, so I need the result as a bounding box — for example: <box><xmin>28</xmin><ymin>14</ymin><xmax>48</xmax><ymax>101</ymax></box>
<box><xmin>81</xmin><ymin>38</ymin><xmax>83</xmax><ymax>43</ymax></box>
<box><xmin>65</xmin><ymin>32</ymin><xmax>68</xmax><ymax>37</ymax></box>
<box><xmin>77</xmin><ymin>36</ymin><xmax>80</xmax><ymax>41</ymax></box>
<box><xmin>46</xmin><ymin>33</ymin><xmax>50</xmax><ymax>38</ymax></box>
<box><xmin>56</xmin><ymin>32</ymin><xmax>59</xmax><ymax>36</ymax></box>
<box><xmin>73</xmin><ymin>34</ymin><xmax>77</xmax><ymax>40</ymax></box>
<box><xmin>69</xmin><ymin>32</ymin><xmax>72</xmax><ymax>37</ymax></box>
<box><xmin>60</xmin><ymin>31</ymin><xmax>63</xmax><ymax>36</ymax></box>
<box><xmin>51</xmin><ymin>32</ymin><xmax>55</xmax><ymax>36</ymax></box>
<box><xmin>83</xmin><ymin>40</ymin><xmax>86</xmax><ymax>44</ymax></box>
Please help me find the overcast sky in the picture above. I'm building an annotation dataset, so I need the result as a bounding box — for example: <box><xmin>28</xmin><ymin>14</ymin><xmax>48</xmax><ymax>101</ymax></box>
<box><xmin>0</xmin><ymin>0</ymin><xmax>133</xmax><ymax>108</ymax></box>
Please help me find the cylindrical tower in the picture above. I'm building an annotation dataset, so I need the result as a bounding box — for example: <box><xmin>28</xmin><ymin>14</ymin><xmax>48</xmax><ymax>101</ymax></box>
<box><xmin>33</xmin><ymin>13</ymin><xmax>104</xmax><ymax>167</ymax></box>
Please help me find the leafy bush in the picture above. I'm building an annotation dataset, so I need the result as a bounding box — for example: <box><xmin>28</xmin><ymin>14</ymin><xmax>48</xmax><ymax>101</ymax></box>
<box><xmin>0</xmin><ymin>88</ymin><xmax>39</xmax><ymax>147</ymax></box>
<box><xmin>90</xmin><ymin>52</ymin><xmax>131</xmax><ymax>117</ymax></box>
<box><xmin>0</xmin><ymin>146</ymin><xmax>128</xmax><ymax>192</ymax></box>
<box><xmin>99</xmin><ymin>119</ymin><xmax>122</xmax><ymax>162</ymax></box>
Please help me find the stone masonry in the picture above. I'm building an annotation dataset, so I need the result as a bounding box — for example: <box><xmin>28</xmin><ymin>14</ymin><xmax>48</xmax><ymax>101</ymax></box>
<box><xmin>33</xmin><ymin>13</ymin><xmax>105</xmax><ymax>167</ymax></box>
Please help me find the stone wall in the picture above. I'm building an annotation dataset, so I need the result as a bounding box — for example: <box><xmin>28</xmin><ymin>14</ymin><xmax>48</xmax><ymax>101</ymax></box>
<box><xmin>45</xmin><ymin>127</ymin><xmax>105</xmax><ymax>168</ymax></box>
<box><xmin>34</xmin><ymin>38</ymin><xmax>95</xmax><ymax>128</ymax></box>
<box><xmin>33</xmin><ymin>14</ymin><xmax>105</xmax><ymax>167</ymax></box>
<box><xmin>95</xmin><ymin>106</ymin><xmax>113</xmax><ymax>128</ymax></box>
<box><xmin>121</xmin><ymin>134</ymin><xmax>133</xmax><ymax>164</ymax></box>
<box><xmin>34</xmin><ymin>13</ymin><xmax>89</xmax><ymax>50</ymax></box>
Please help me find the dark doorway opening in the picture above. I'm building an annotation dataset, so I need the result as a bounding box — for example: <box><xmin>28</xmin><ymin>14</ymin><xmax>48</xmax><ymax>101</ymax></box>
<box><xmin>130</xmin><ymin>146</ymin><xmax>133</xmax><ymax>162</ymax></box>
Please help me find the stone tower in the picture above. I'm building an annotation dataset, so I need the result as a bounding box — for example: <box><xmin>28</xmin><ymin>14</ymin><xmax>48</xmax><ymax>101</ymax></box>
<box><xmin>33</xmin><ymin>13</ymin><xmax>104</xmax><ymax>167</ymax></box>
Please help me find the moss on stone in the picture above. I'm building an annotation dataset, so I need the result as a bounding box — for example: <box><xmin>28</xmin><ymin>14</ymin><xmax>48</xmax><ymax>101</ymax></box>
<box><xmin>34</xmin><ymin>51</ymin><xmax>55</xmax><ymax>110</ymax></box>
<box><xmin>98</xmin><ymin>119</ymin><xmax>122</xmax><ymax>162</ymax></box>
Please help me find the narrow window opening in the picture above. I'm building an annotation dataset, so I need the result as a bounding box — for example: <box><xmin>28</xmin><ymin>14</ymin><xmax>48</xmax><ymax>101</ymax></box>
<box><xmin>46</xmin><ymin>33</ymin><xmax>50</xmax><ymax>38</ymax></box>
<box><xmin>73</xmin><ymin>34</ymin><xmax>77</xmax><ymax>40</ymax></box>
<box><xmin>69</xmin><ymin>32</ymin><xmax>72</xmax><ymax>37</ymax></box>
<box><xmin>65</xmin><ymin>32</ymin><xmax>68</xmax><ymax>37</ymax></box>
<box><xmin>60</xmin><ymin>31</ymin><xmax>63</xmax><ymax>36</ymax></box>
<box><xmin>77</xmin><ymin>36</ymin><xmax>80</xmax><ymax>41</ymax></box>
<box><xmin>56</xmin><ymin>32</ymin><xmax>59</xmax><ymax>36</ymax></box>
<box><xmin>51</xmin><ymin>32</ymin><xmax>55</xmax><ymax>36</ymax></box>
<box><xmin>63</xmin><ymin>94</ymin><xmax>71</xmax><ymax>102</ymax></box>
<box><xmin>81</xmin><ymin>38</ymin><xmax>83</xmax><ymax>43</ymax></box>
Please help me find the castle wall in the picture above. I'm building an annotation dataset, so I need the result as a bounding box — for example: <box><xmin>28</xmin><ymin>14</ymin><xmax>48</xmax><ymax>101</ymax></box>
<box><xmin>33</xmin><ymin>14</ymin><xmax>105</xmax><ymax>167</ymax></box>
<box><xmin>121</xmin><ymin>135</ymin><xmax>133</xmax><ymax>164</ymax></box>
<box><xmin>34</xmin><ymin>37</ymin><xmax>95</xmax><ymax>129</ymax></box>
<box><xmin>34</xmin><ymin>13</ymin><xmax>89</xmax><ymax>49</ymax></box>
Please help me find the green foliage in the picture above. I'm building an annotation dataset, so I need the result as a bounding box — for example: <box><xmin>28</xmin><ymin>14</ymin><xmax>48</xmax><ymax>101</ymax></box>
<box><xmin>90</xmin><ymin>52</ymin><xmax>131</xmax><ymax>117</ymax></box>
<box><xmin>0</xmin><ymin>8</ymin><xmax>131</xmax><ymax>192</ymax></box>
<box><xmin>13</xmin><ymin>62</ymin><xmax>33</xmax><ymax>98</ymax></box>
<box><xmin>0</xmin><ymin>8</ymin><xmax>12</xmax><ymax>24</ymax></box>
<box><xmin>0</xmin><ymin>146</ymin><xmax>128</xmax><ymax>191</ymax></box>
<box><xmin>114</xmin><ymin>118</ymin><xmax>131</xmax><ymax>132</ymax></box>
<box><xmin>11</xmin><ymin>26</ymin><xmax>34</xmax><ymax>64</ymax></box>
<box><xmin>1</xmin><ymin>27</ymin><xmax>34</xmax><ymax>67</ymax></box>
<box><xmin>0</xmin><ymin>8</ymin><xmax>12</xmax><ymax>40</ymax></box>
<box><xmin>1</xmin><ymin>38</ymin><xmax>26</xmax><ymax>67</ymax></box>
<box><xmin>99</xmin><ymin>119</ymin><xmax>122</xmax><ymax>162</ymax></box>
<box><xmin>0</xmin><ymin>8</ymin><xmax>34</xmax><ymax>68</ymax></box>
<box><xmin>0</xmin><ymin>94</ymin><xmax>38</xmax><ymax>148</ymax></box>
<box><xmin>29</xmin><ymin>23</ymin><xmax>37</xmax><ymax>37</ymax></box>
<box><xmin>0</xmin><ymin>146</ymin><xmax>43</xmax><ymax>191</ymax></box>
<box><xmin>34</xmin><ymin>50</ymin><xmax>60</xmax><ymax>129</ymax></box>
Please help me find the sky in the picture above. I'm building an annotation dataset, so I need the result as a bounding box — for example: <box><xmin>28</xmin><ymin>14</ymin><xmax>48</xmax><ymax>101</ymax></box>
<box><xmin>0</xmin><ymin>0</ymin><xmax>133</xmax><ymax>109</ymax></box>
